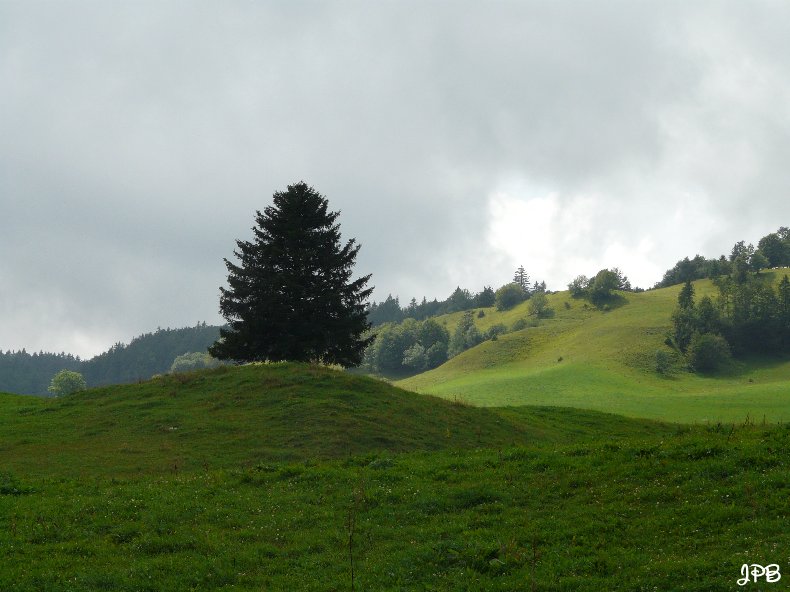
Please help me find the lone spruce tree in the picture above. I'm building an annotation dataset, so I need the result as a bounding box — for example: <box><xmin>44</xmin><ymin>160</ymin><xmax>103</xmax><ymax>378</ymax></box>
<box><xmin>209</xmin><ymin>182</ymin><xmax>373</xmax><ymax>366</ymax></box>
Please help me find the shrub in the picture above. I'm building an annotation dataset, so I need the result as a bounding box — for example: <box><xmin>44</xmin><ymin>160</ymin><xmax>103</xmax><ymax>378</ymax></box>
<box><xmin>483</xmin><ymin>323</ymin><xmax>507</xmax><ymax>341</ymax></box>
<box><xmin>529</xmin><ymin>291</ymin><xmax>554</xmax><ymax>318</ymax></box>
<box><xmin>655</xmin><ymin>349</ymin><xmax>673</xmax><ymax>375</ymax></box>
<box><xmin>687</xmin><ymin>333</ymin><xmax>732</xmax><ymax>373</ymax></box>
<box><xmin>170</xmin><ymin>352</ymin><xmax>223</xmax><ymax>374</ymax></box>
<box><xmin>495</xmin><ymin>283</ymin><xmax>526</xmax><ymax>311</ymax></box>
<box><xmin>48</xmin><ymin>370</ymin><xmax>87</xmax><ymax>397</ymax></box>
<box><xmin>511</xmin><ymin>318</ymin><xmax>529</xmax><ymax>332</ymax></box>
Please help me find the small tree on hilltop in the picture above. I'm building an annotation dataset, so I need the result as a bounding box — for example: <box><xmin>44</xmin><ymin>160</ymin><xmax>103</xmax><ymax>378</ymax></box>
<box><xmin>513</xmin><ymin>265</ymin><xmax>530</xmax><ymax>293</ymax></box>
<box><xmin>589</xmin><ymin>269</ymin><xmax>621</xmax><ymax>306</ymax></box>
<box><xmin>209</xmin><ymin>182</ymin><xmax>373</xmax><ymax>366</ymax></box>
<box><xmin>48</xmin><ymin>370</ymin><xmax>87</xmax><ymax>397</ymax></box>
<box><xmin>495</xmin><ymin>283</ymin><xmax>526</xmax><ymax>311</ymax></box>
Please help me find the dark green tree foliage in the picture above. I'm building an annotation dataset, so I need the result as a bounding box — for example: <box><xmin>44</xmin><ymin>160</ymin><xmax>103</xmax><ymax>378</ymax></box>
<box><xmin>210</xmin><ymin>183</ymin><xmax>372</xmax><ymax>366</ymax></box>
<box><xmin>567</xmin><ymin>275</ymin><xmax>590</xmax><ymax>298</ymax></box>
<box><xmin>729</xmin><ymin>240</ymin><xmax>752</xmax><ymax>262</ymax></box>
<box><xmin>475</xmin><ymin>286</ymin><xmax>496</xmax><ymax>308</ymax></box>
<box><xmin>687</xmin><ymin>333</ymin><xmax>732</xmax><ymax>372</ymax></box>
<box><xmin>671</xmin><ymin>281</ymin><xmax>700</xmax><ymax>353</ymax></box>
<box><xmin>671</xmin><ymin>274</ymin><xmax>790</xmax><ymax>366</ymax></box>
<box><xmin>0</xmin><ymin>351</ymin><xmax>81</xmax><ymax>395</ymax></box>
<box><xmin>589</xmin><ymin>269</ymin><xmax>621</xmax><ymax>306</ymax></box>
<box><xmin>367</xmin><ymin>285</ymin><xmax>498</xmax><ymax>327</ymax></box>
<box><xmin>367</xmin><ymin>295</ymin><xmax>404</xmax><ymax>326</ymax></box>
<box><xmin>513</xmin><ymin>265</ymin><xmax>530</xmax><ymax>292</ymax></box>
<box><xmin>750</xmin><ymin>250</ymin><xmax>769</xmax><ymax>274</ymax></box>
<box><xmin>657</xmin><ymin>227</ymin><xmax>790</xmax><ymax>289</ymax></box>
<box><xmin>448</xmin><ymin>311</ymin><xmax>482</xmax><ymax>358</ymax></box>
<box><xmin>363</xmin><ymin>318</ymin><xmax>449</xmax><ymax>374</ymax></box>
<box><xmin>84</xmin><ymin>325</ymin><xmax>222</xmax><ymax>386</ymax></box>
<box><xmin>446</xmin><ymin>287</ymin><xmax>474</xmax><ymax>313</ymax></box>
<box><xmin>656</xmin><ymin>255</ymin><xmax>731</xmax><ymax>288</ymax></box>
<box><xmin>0</xmin><ymin>324</ymin><xmax>222</xmax><ymax>395</ymax></box>
<box><xmin>678</xmin><ymin>280</ymin><xmax>695</xmax><ymax>310</ymax></box>
<box><xmin>495</xmin><ymin>283</ymin><xmax>526</xmax><ymax>311</ymax></box>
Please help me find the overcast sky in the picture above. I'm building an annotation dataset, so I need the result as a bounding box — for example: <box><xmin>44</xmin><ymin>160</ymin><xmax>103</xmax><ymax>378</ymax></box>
<box><xmin>3</xmin><ymin>1</ymin><xmax>790</xmax><ymax>358</ymax></box>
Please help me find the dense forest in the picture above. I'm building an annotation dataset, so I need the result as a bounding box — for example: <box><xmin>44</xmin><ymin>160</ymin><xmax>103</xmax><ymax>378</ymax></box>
<box><xmin>0</xmin><ymin>324</ymin><xmax>221</xmax><ymax>396</ymax></box>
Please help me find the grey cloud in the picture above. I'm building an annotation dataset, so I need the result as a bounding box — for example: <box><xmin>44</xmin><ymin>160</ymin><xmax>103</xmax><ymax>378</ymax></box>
<box><xmin>3</xmin><ymin>1</ymin><xmax>790</xmax><ymax>356</ymax></box>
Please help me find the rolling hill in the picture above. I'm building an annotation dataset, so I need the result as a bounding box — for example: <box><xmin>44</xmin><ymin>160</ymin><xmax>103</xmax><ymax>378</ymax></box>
<box><xmin>0</xmin><ymin>362</ymin><xmax>671</xmax><ymax>478</ymax></box>
<box><xmin>397</xmin><ymin>269</ymin><xmax>790</xmax><ymax>423</ymax></box>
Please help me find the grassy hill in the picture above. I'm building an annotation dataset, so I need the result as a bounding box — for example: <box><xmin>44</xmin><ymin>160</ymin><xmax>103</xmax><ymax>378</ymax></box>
<box><xmin>3</xmin><ymin>363</ymin><xmax>790</xmax><ymax>589</ymax></box>
<box><xmin>398</xmin><ymin>269</ymin><xmax>790</xmax><ymax>423</ymax></box>
<box><xmin>0</xmin><ymin>363</ymin><xmax>670</xmax><ymax>478</ymax></box>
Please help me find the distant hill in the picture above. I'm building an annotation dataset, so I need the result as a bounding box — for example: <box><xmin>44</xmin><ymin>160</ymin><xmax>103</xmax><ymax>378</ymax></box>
<box><xmin>0</xmin><ymin>324</ymin><xmax>221</xmax><ymax>395</ymax></box>
<box><xmin>398</xmin><ymin>269</ymin><xmax>790</xmax><ymax>423</ymax></box>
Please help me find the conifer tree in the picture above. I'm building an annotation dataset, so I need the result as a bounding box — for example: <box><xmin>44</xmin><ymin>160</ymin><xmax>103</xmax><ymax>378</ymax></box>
<box><xmin>513</xmin><ymin>265</ymin><xmax>530</xmax><ymax>293</ymax></box>
<box><xmin>210</xmin><ymin>182</ymin><xmax>373</xmax><ymax>366</ymax></box>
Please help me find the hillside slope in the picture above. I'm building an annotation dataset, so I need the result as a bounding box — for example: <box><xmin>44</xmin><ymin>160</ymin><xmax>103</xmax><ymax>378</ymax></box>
<box><xmin>0</xmin><ymin>363</ymin><xmax>670</xmax><ymax>477</ymax></box>
<box><xmin>398</xmin><ymin>270</ymin><xmax>790</xmax><ymax>423</ymax></box>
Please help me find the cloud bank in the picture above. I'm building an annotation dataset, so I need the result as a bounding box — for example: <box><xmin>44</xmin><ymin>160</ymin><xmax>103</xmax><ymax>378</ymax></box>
<box><xmin>2</xmin><ymin>1</ymin><xmax>790</xmax><ymax>357</ymax></box>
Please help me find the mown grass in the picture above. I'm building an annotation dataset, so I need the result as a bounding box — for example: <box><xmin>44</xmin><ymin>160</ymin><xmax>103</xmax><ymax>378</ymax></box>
<box><xmin>398</xmin><ymin>270</ymin><xmax>790</xmax><ymax>423</ymax></box>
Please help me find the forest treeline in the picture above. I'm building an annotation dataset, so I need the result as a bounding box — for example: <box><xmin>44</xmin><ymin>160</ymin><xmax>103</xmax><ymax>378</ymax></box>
<box><xmin>0</xmin><ymin>324</ymin><xmax>221</xmax><ymax>395</ymax></box>
<box><xmin>367</xmin><ymin>266</ymin><xmax>549</xmax><ymax>326</ymax></box>
<box><xmin>669</xmin><ymin>271</ymin><xmax>790</xmax><ymax>372</ymax></box>
<box><xmin>656</xmin><ymin>227</ymin><xmax>790</xmax><ymax>288</ymax></box>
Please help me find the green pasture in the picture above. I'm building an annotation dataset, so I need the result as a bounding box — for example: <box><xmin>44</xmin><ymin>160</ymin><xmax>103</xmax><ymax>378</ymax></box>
<box><xmin>3</xmin><ymin>363</ymin><xmax>790</xmax><ymax>590</ymax></box>
<box><xmin>399</xmin><ymin>271</ymin><xmax>790</xmax><ymax>423</ymax></box>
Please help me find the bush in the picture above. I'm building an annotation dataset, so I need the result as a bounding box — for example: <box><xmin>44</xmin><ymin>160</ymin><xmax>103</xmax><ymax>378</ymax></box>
<box><xmin>687</xmin><ymin>333</ymin><xmax>732</xmax><ymax>372</ymax></box>
<box><xmin>511</xmin><ymin>318</ymin><xmax>529</xmax><ymax>332</ymax></box>
<box><xmin>529</xmin><ymin>291</ymin><xmax>554</xmax><ymax>318</ymax></box>
<box><xmin>483</xmin><ymin>323</ymin><xmax>507</xmax><ymax>341</ymax></box>
<box><xmin>655</xmin><ymin>349</ymin><xmax>673</xmax><ymax>375</ymax></box>
<box><xmin>495</xmin><ymin>283</ymin><xmax>526</xmax><ymax>311</ymax></box>
<box><xmin>170</xmin><ymin>352</ymin><xmax>223</xmax><ymax>374</ymax></box>
<box><xmin>47</xmin><ymin>370</ymin><xmax>87</xmax><ymax>397</ymax></box>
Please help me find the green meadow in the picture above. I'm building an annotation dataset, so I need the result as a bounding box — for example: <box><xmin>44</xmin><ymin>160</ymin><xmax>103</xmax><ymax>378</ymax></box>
<box><xmin>399</xmin><ymin>270</ymin><xmax>790</xmax><ymax>423</ymax></box>
<box><xmin>2</xmin><ymin>363</ymin><xmax>790</xmax><ymax>590</ymax></box>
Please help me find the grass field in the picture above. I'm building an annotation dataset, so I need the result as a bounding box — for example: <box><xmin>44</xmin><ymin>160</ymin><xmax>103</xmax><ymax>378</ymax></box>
<box><xmin>398</xmin><ymin>270</ymin><xmax>790</xmax><ymax>423</ymax></box>
<box><xmin>0</xmin><ymin>363</ymin><xmax>671</xmax><ymax>478</ymax></box>
<box><xmin>3</xmin><ymin>363</ymin><xmax>790</xmax><ymax>590</ymax></box>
